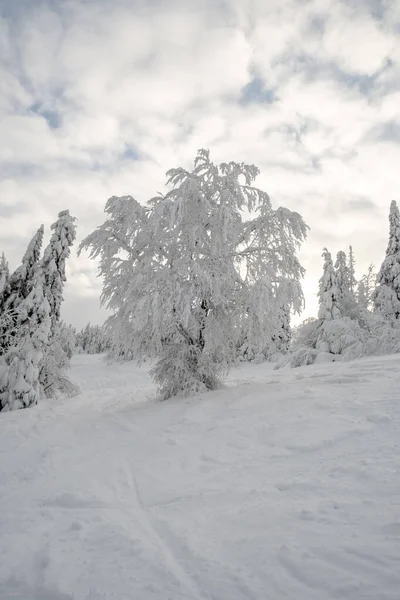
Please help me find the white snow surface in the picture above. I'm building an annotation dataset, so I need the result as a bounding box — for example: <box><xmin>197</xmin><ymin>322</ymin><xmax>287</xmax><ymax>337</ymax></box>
<box><xmin>1</xmin><ymin>354</ymin><xmax>400</xmax><ymax>600</ymax></box>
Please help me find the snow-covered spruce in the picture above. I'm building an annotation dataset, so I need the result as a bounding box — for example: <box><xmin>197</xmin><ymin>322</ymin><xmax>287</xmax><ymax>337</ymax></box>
<box><xmin>348</xmin><ymin>245</ymin><xmax>357</xmax><ymax>295</ymax></box>
<box><xmin>4</xmin><ymin>225</ymin><xmax>44</xmax><ymax>313</ymax></box>
<box><xmin>41</xmin><ymin>211</ymin><xmax>76</xmax><ymax>333</ymax></box>
<box><xmin>39</xmin><ymin>210</ymin><xmax>77</xmax><ymax>397</ymax></box>
<box><xmin>334</xmin><ymin>250</ymin><xmax>357</xmax><ymax>318</ymax></box>
<box><xmin>374</xmin><ymin>200</ymin><xmax>400</xmax><ymax>319</ymax></box>
<box><xmin>80</xmin><ymin>149</ymin><xmax>308</xmax><ymax>399</ymax></box>
<box><xmin>0</xmin><ymin>283</ymin><xmax>51</xmax><ymax>411</ymax></box>
<box><xmin>318</xmin><ymin>248</ymin><xmax>341</xmax><ymax>322</ymax></box>
<box><xmin>0</xmin><ymin>228</ymin><xmax>44</xmax><ymax>357</ymax></box>
<box><xmin>0</xmin><ymin>252</ymin><xmax>9</xmax><ymax>303</ymax></box>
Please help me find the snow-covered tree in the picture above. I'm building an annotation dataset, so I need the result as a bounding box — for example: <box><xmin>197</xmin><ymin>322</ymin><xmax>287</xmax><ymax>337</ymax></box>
<box><xmin>0</xmin><ymin>213</ymin><xmax>77</xmax><ymax>411</ymax></box>
<box><xmin>0</xmin><ymin>253</ymin><xmax>11</xmax><ymax>356</ymax></box>
<box><xmin>59</xmin><ymin>322</ymin><xmax>76</xmax><ymax>359</ymax></box>
<box><xmin>374</xmin><ymin>201</ymin><xmax>400</xmax><ymax>319</ymax></box>
<box><xmin>80</xmin><ymin>149</ymin><xmax>308</xmax><ymax>399</ymax></box>
<box><xmin>76</xmin><ymin>323</ymin><xmax>110</xmax><ymax>355</ymax></box>
<box><xmin>39</xmin><ymin>210</ymin><xmax>77</xmax><ymax>395</ymax></box>
<box><xmin>335</xmin><ymin>251</ymin><xmax>350</xmax><ymax>297</ymax></box>
<box><xmin>5</xmin><ymin>225</ymin><xmax>44</xmax><ymax>312</ymax></box>
<box><xmin>0</xmin><ymin>252</ymin><xmax>9</xmax><ymax>304</ymax></box>
<box><xmin>335</xmin><ymin>250</ymin><xmax>357</xmax><ymax>317</ymax></box>
<box><xmin>348</xmin><ymin>245</ymin><xmax>357</xmax><ymax>294</ymax></box>
<box><xmin>357</xmin><ymin>264</ymin><xmax>376</xmax><ymax>309</ymax></box>
<box><xmin>318</xmin><ymin>248</ymin><xmax>341</xmax><ymax>321</ymax></box>
<box><xmin>41</xmin><ymin>211</ymin><xmax>76</xmax><ymax>332</ymax></box>
<box><xmin>1</xmin><ymin>228</ymin><xmax>44</xmax><ymax>357</ymax></box>
<box><xmin>0</xmin><ymin>282</ymin><xmax>51</xmax><ymax>411</ymax></box>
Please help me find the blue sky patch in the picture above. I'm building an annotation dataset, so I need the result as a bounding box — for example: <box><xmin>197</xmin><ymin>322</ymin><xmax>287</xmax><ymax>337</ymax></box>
<box><xmin>239</xmin><ymin>77</ymin><xmax>276</xmax><ymax>106</ymax></box>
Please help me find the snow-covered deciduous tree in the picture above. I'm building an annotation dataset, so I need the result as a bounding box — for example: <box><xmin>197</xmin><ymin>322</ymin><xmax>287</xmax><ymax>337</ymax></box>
<box><xmin>374</xmin><ymin>201</ymin><xmax>400</xmax><ymax>319</ymax></box>
<box><xmin>81</xmin><ymin>149</ymin><xmax>308</xmax><ymax>399</ymax></box>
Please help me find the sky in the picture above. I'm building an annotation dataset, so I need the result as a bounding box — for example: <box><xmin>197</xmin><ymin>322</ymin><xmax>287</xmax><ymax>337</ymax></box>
<box><xmin>0</xmin><ymin>0</ymin><xmax>399</xmax><ymax>329</ymax></box>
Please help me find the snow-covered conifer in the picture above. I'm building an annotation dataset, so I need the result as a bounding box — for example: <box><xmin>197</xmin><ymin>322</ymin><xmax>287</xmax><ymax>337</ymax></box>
<box><xmin>80</xmin><ymin>149</ymin><xmax>308</xmax><ymax>399</ymax></box>
<box><xmin>0</xmin><ymin>252</ymin><xmax>9</xmax><ymax>305</ymax></box>
<box><xmin>5</xmin><ymin>225</ymin><xmax>44</xmax><ymax>312</ymax></box>
<box><xmin>348</xmin><ymin>245</ymin><xmax>357</xmax><ymax>294</ymax></box>
<box><xmin>0</xmin><ymin>253</ymin><xmax>11</xmax><ymax>356</ymax></box>
<box><xmin>335</xmin><ymin>251</ymin><xmax>350</xmax><ymax>298</ymax></box>
<box><xmin>0</xmin><ymin>282</ymin><xmax>51</xmax><ymax>411</ymax></box>
<box><xmin>39</xmin><ymin>210</ymin><xmax>77</xmax><ymax>395</ymax></box>
<box><xmin>1</xmin><ymin>228</ymin><xmax>44</xmax><ymax>357</ymax></box>
<box><xmin>318</xmin><ymin>249</ymin><xmax>341</xmax><ymax>321</ymax></box>
<box><xmin>374</xmin><ymin>201</ymin><xmax>400</xmax><ymax>319</ymax></box>
<box><xmin>335</xmin><ymin>250</ymin><xmax>357</xmax><ymax>317</ymax></box>
<box><xmin>41</xmin><ymin>210</ymin><xmax>76</xmax><ymax>332</ymax></box>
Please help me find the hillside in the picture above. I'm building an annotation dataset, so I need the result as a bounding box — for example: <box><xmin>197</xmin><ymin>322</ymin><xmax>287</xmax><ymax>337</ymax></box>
<box><xmin>1</xmin><ymin>354</ymin><xmax>399</xmax><ymax>599</ymax></box>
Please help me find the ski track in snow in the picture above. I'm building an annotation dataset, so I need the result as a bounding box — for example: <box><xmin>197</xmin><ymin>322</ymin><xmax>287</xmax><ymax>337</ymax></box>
<box><xmin>1</xmin><ymin>353</ymin><xmax>400</xmax><ymax>599</ymax></box>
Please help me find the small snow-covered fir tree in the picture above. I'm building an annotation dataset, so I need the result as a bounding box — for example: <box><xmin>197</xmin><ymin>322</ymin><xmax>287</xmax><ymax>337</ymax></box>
<box><xmin>81</xmin><ymin>149</ymin><xmax>308</xmax><ymax>399</ymax></box>
<box><xmin>374</xmin><ymin>201</ymin><xmax>400</xmax><ymax>319</ymax></box>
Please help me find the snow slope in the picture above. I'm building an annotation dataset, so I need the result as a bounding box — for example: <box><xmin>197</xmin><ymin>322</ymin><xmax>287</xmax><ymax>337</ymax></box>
<box><xmin>1</xmin><ymin>354</ymin><xmax>400</xmax><ymax>600</ymax></box>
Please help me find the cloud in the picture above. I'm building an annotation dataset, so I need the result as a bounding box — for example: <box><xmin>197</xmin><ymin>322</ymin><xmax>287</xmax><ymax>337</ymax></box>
<box><xmin>0</xmin><ymin>0</ymin><xmax>399</xmax><ymax>328</ymax></box>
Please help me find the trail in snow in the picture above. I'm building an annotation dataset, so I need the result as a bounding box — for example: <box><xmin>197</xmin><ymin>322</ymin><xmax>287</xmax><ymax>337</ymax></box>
<box><xmin>1</xmin><ymin>353</ymin><xmax>400</xmax><ymax>599</ymax></box>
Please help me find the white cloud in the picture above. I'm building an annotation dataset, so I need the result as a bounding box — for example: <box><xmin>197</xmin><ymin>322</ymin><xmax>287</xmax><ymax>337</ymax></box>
<box><xmin>0</xmin><ymin>0</ymin><xmax>399</xmax><ymax>329</ymax></box>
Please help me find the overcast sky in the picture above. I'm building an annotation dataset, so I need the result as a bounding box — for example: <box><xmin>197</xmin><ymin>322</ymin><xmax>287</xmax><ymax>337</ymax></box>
<box><xmin>0</xmin><ymin>0</ymin><xmax>399</xmax><ymax>329</ymax></box>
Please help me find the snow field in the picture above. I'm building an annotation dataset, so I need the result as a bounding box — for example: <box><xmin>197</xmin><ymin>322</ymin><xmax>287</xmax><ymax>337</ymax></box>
<box><xmin>0</xmin><ymin>353</ymin><xmax>399</xmax><ymax>599</ymax></box>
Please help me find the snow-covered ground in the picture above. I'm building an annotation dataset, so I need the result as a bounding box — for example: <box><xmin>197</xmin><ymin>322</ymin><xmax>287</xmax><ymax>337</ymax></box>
<box><xmin>1</xmin><ymin>354</ymin><xmax>400</xmax><ymax>600</ymax></box>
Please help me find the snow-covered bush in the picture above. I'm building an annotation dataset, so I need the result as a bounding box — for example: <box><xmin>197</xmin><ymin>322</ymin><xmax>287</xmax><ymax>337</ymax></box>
<box><xmin>291</xmin><ymin>317</ymin><xmax>319</xmax><ymax>349</ymax></box>
<box><xmin>81</xmin><ymin>149</ymin><xmax>308</xmax><ymax>399</ymax></box>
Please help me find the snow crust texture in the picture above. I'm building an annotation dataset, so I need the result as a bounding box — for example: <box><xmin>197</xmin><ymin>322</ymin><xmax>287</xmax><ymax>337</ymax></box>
<box><xmin>1</xmin><ymin>354</ymin><xmax>400</xmax><ymax>599</ymax></box>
